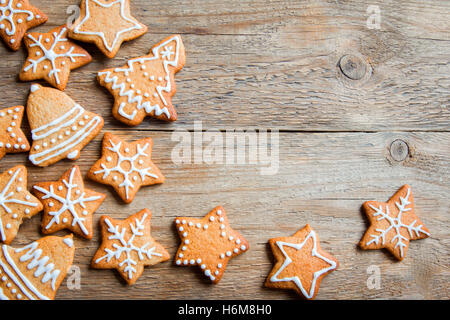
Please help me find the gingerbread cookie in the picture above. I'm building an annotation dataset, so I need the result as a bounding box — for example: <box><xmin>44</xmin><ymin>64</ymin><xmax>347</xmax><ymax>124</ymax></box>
<box><xmin>33</xmin><ymin>166</ymin><xmax>105</xmax><ymax>240</ymax></box>
<box><xmin>27</xmin><ymin>84</ymin><xmax>104</xmax><ymax>167</ymax></box>
<box><xmin>0</xmin><ymin>235</ymin><xmax>75</xmax><ymax>300</ymax></box>
<box><xmin>91</xmin><ymin>209</ymin><xmax>170</xmax><ymax>285</ymax></box>
<box><xmin>0</xmin><ymin>0</ymin><xmax>47</xmax><ymax>51</ymax></box>
<box><xmin>20</xmin><ymin>25</ymin><xmax>92</xmax><ymax>91</ymax></box>
<box><xmin>174</xmin><ymin>206</ymin><xmax>249</xmax><ymax>283</ymax></box>
<box><xmin>87</xmin><ymin>133</ymin><xmax>164</xmax><ymax>204</ymax></box>
<box><xmin>265</xmin><ymin>224</ymin><xmax>339</xmax><ymax>300</ymax></box>
<box><xmin>97</xmin><ymin>34</ymin><xmax>185</xmax><ymax>125</ymax></box>
<box><xmin>0</xmin><ymin>165</ymin><xmax>43</xmax><ymax>245</ymax></box>
<box><xmin>360</xmin><ymin>184</ymin><xmax>430</xmax><ymax>260</ymax></box>
<box><xmin>0</xmin><ymin>105</ymin><xmax>30</xmax><ymax>160</ymax></box>
<box><xmin>68</xmin><ymin>0</ymin><xmax>147</xmax><ymax>58</ymax></box>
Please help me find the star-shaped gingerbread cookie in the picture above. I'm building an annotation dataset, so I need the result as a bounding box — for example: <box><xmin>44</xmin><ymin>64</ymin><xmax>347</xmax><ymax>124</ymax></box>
<box><xmin>20</xmin><ymin>25</ymin><xmax>92</xmax><ymax>91</ymax></box>
<box><xmin>265</xmin><ymin>224</ymin><xmax>339</xmax><ymax>300</ymax></box>
<box><xmin>174</xmin><ymin>206</ymin><xmax>249</xmax><ymax>283</ymax></box>
<box><xmin>0</xmin><ymin>0</ymin><xmax>48</xmax><ymax>51</ymax></box>
<box><xmin>69</xmin><ymin>0</ymin><xmax>147</xmax><ymax>58</ymax></box>
<box><xmin>0</xmin><ymin>106</ymin><xmax>30</xmax><ymax>160</ymax></box>
<box><xmin>32</xmin><ymin>165</ymin><xmax>106</xmax><ymax>239</ymax></box>
<box><xmin>0</xmin><ymin>165</ymin><xmax>43</xmax><ymax>245</ymax></box>
<box><xmin>91</xmin><ymin>208</ymin><xmax>170</xmax><ymax>285</ymax></box>
<box><xmin>360</xmin><ymin>184</ymin><xmax>430</xmax><ymax>260</ymax></box>
<box><xmin>87</xmin><ymin>133</ymin><xmax>165</xmax><ymax>204</ymax></box>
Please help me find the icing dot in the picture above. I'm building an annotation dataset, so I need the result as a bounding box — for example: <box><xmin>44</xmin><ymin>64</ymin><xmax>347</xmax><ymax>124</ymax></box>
<box><xmin>217</xmin><ymin>263</ymin><xmax>222</xmax><ymax>268</ymax></box>
<box><xmin>158</xmin><ymin>77</ymin><xmax>163</xmax><ymax>81</ymax></box>
<box><xmin>43</xmin><ymin>65</ymin><xmax>48</xmax><ymax>69</ymax></box>
<box><xmin>113</xmin><ymin>176</ymin><xmax>118</xmax><ymax>181</ymax></box>
<box><xmin>150</xmin><ymin>76</ymin><xmax>155</xmax><ymax>80</ymax></box>
<box><xmin>76</xmin><ymin>190</ymin><xmax>81</xmax><ymax>195</ymax></box>
<box><xmin>0</xmin><ymin>112</ymin><xmax>4</xmax><ymax>116</ymax></box>
<box><xmin>36</xmin><ymin>51</ymin><xmax>41</xmax><ymax>56</ymax></box>
<box><xmin>0</xmin><ymin>24</ymin><xmax>4</xmax><ymax>29</ymax></box>
<box><xmin>217</xmin><ymin>210</ymin><xmax>222</xmax><ymax>215</ymax></box>
<box><xmin>84</xmin><ymin>115</ymin><xmax>89</xmax><ymax>120</ymax></box>
<box><xmin>229</xmin><ymin>236</ymin><xmax>234</xmax><ymax>241</ymax></box>
<box><xmin>184</xmin><ymin>239</ymin><xmax>189</xmax><ymax>244</ymax></box>
<box><xmin>205</xmin><ymin>270</ymin><xmax>211</xmax><ymax>276</ymax></box>
<box><xmin>72</xmin><ymin>126</ymin><xmax>77</xmax><ymax>131</ymax></box>
<box><xmin>6</xmin><ymin>224</ymin><xmax>11</xmax><ymax>229</ymax></box>
<box><xmin>176</xmin><ymin>260</ymin><xmax>181</xmax><ymax>265</ymax></box>
<box><xmin>133</xmin><ymin>176</ymin><xmax>138</xmax><ymax>181</ymax></box>
<box><xmin>144</xmin><ymin>93</ymin><xmax>149</xmax><ymax>98</ymax></box>
<box><xmin>106</xmin><ymin>156</ymin><xmax>112</xmax><ymax>162</ymax></box>
<box><xmin>141</xmin><ymin>65</ymin><xmax>146</xmax><ymax>70</ymax></box>
<box><xmin>1</xmin><ymin>276</ymin><xmax>6</xmax><ymax>281</ymax></box>
<box><xmin>82</xmin><ymin>210</ymin><xmax>88</xmax><ymax>215</ymax></box>
<box><xmin>11</xmin><ymin>122</ymin><xmax>15</xmax><ymax>127</ymax></box>
<box><xmin>175</xmin><ymin>219</ymin><xmax>180</xmax><ymax>224</ymax></box>
<box><xmin>196</xmin><ymin>223</ymin><xmax>201</xmax><ymax>228</ymax></box>
<box><xmin>65</xmin><ymin>130</ymin><xmax>71</xmax><ymax>135</ymax></box>
<box><xmin>11</xmin><ymin>288</ymin><xmax>16</xmax><ymax>294</ymax></box>
<box><xmin>178</xmin><ymin>227</ymin><xmax>184</xmax><ymax>232</ymax></box>
<box><xmin>42</xmin><ymin>142</ymin><xmax>48</xmax><ymax>147</ymax></box>
<box><xmin>14</xmin><ymin>144</ymin><xmax>19</xmax><ymax>149</ymax></box>
<box><xmin>241</xmin><ymin>245</ymin><xmax>247</xmax><ymax>250</ymax></box>
<box><xmin>61</xmin><ymin>61</ymin><xmax>66</xmax><ymax>65</ymax></box>
<box><xmin>138</xmin><ymin>160</ymin><xmax>144</xmax><ymax>165</ymax></box>
<box><xmin>0</xmin><ymin>143</ymin><xmax>3</xmax><ymax>147</ymax></box>
<box><xmin>236</xmin><ymin>239</ymin><xmax>241</xmax><ymax>245</ymax></box>
<box><xmin>48</xmin><ymin>202</ymin><xmax>54</xmax><ymax>207</ymax></box>
<box><xmin>78</xmin><ymin>121</ymin><xmax>85</xmax><ymax>126</ymax></box>
<box><xmin>25</xmin><ymin>195</ymin><xmax>30</xmax><ymax>200</ymax></box>
<box><xmin>17</xmin><ymin>294</ymin><xmax>22</xmax><ymax>299</ymax></box>
<box><xmin>58</xmin><ymin>135</ymin><xmax>63</xmax><ymax>139</ymax></box>
<box><xmin>34</xmin><ymin>145</ymin><xmax>40</xmax><ymax>150</ymax></box>
<box><xmin>221</xmin><ymin>232</ymin><xmax>226</xmax><ymax>237</ymax></box>
<box><xmin>25</xmin><ymin>209</ymin><xmax>30</xmax><ymax>214</ymax></box>
<box><xmin>209</xmin><ymin>216</ymin><xmax>215</xmax><ymax>222</ymax></box>
<box><xmin>125</xmin><ymin>148</ymin><xmax>130</xmax><ymax>153</ymax></box>
<box><xmin>10</xmin><ymin>39</ymin><xmax>14</xmax><ymax>44</ymax></box>
<box><xmin>226</xmin><ymin>251</ymin><xmax>232</xmax><ymax>257</ymax></box>
<box><xmin>60</xmin><ymin>45</ymin><xmax>65</xmax><ymax>50</ymax></box>
<box><xmin>219</xmin><ymin>217</ymin><xmax>224</xmax><ymax>222</ymax></box>
<box><xmin>12</xmin><ymin>214</ymin><xmax>17</xmax><ymax>219</ymax></box>
<box><xmin>203</xmin><ymin>224</ymin><xmax>208</xmax><ymax>230</ymax></box>
<box><xmin>7</xmin><ymin>127</ymin><xmax>12</xmax><ymax>132</ymax></box>
<box><xmin>220</xmin><ymin>253</ymin><xmax>225</xmax><ymax>259</ymax></box>
<box><xmin>18</xmin><ymin>178</ymin><xmax>22</xmax><ymax>182</ymax></box>
<box><xmin>220</xmin><ymin>224</ymin><xmax>225</xmax><ymax>229</ymax></box>
<box><xmin>8</xmin><ymin>170</ymin><xmax>12</xmax><ymax>174</ymax></box>
<box><xmin>6</xmin><ymin>283</ymin><xmax>11</xmax><ymax>288</ymax></box>
<box><xmin>200</xmin><ymin>264</ymin><xmax>206</xmax><ymax>269</ymax></box>
<box><xmin>215</xmin><ymin>270</ymin><xmax>219</xmax><ymax>275</ymax></box>
<box><xmin>7</xmin><ymin>110</ymin><xmax>12</xmax><ymax>114</ymax></box>
<box><xmin>51</xmin><ymin>138</ymin><xmax>56</xmax><ymax>144</ymax></box>
<box><xmin>190</xmin><ymin>259</ymin><xmax>195</xmax><ymax>265</ymax></box>
<box><xmin>63</xmin><ymin>218</ymin><xmax>68</xmax><ymax>223</ymax></box>
<box><xmin>178</xmin><ymin>253</ymin><xmax>183</xmax><ymax>258</ymax></box>
<box><xmin>183</xmin><ymin>232</ymin><xmax>187</xmax><ymax>237</ymax></box>
<box><xmin>58</xmin><ymin>186</ymin><xmax>63</xmax><ymax>191</ymax></box>
<box><xmin>17</xmin><ymin>19</ymin><xmax>23</xmax><ymax>24</ymax></box>
<box><xmin>181</xmin><ymin>220</ymin><xmax>186</xmax><ymax>224</ymax></box>
<box><xmin>16</xmin><ymin>187</ymin><xmax>21</xmax><ymax>192</ymax></box>
<box><xmin>45</xmin><ymin>38</ymin><xmax>50</xmax><ymax>43</ymax></box>
<box><xmin>182</xmin><ymin>246</ymin><xmax>187</xmax><ymax>251</ymax></box>
<box><xmin>143</xmin><ymin>72</ymin><xmax>148</xmax><ymax>77</ymax></box>
<box><xmin>234</xmin><ymin>248</ymin><xmax>239</xmax><ymax>253</ymax></box>
<box><xmin>188</xmin><ymin>222</ymin><xmax>193</xmax><ymax>226</ymax></box>
<box><xmin>183</xmin><ymin>260</ymin><xmax>188</xmax><ymax>265</ymax></box>
<box><xmin>11</xmin><ymin>133</ymin><xmax>16</xmax><ymax>138</ymax></box>
<box><xmin>196</xmin><ymin>259</ymin><xmax>202</xmax><ymax>264</ymax></box>
<box><xmin>153</xmin><ymin>93</ymin><xmax>158</xmax><ymax>97</ymax></box>
<box><xmin>126</xmin><ymin>78</ymin><xmax>131</xmax><ymax>83</ymax></box>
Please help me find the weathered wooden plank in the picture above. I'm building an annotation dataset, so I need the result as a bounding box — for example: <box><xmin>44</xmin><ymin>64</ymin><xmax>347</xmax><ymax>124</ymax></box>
<box><xmin>1</xmin><ymin>131</ymin><xmax>447</xmax><ymax>299</ymax></box>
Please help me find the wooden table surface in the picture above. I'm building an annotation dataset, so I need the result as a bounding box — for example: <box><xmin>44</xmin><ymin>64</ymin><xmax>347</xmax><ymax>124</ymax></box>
<box><xmin>0</xmin><ymin>0</ymin><xmax>448</xmax><ymax>300</ymax></box>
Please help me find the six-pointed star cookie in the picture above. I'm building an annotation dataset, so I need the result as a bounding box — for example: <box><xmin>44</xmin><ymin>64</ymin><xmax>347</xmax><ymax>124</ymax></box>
<box><xmin>69</xmin><ymin>0</ymin><xmax>147</xmax><ymax>58</ymax></box>
<box><xmin>0</xmin><ymin>106</ymin><xmax>30</xmax><ymax>160</ymax></box>
<box><xmin>0</xmin><ymin>0</ymin><xmax>48</xmax><ymax>51</ymax></box>
<box><xmin>174</xmin><ymin>206</ymin><xmax>249</xmax><ymax>283</ymax></box>
<box><xmin>0</xmin><ymin>165</ymin><xmax>43</xmax><ymax>245</ymax></box>
<box><xmin>87</xmin><ymin>133</ymin><xmax>165</xmax><ymax>204</ymax></box>
<box><xmin>360</xmin><ymin>184</ymin><xmax>430</xmax><ymax>260</ymax></box>
<box><xmin>265</xmin><ymin>224</ymin><xmax>339</xmax><ymax>300</ymax></box>
<box><xmin>20</xmin><ymin>25</ymin><xmax>92</xmax><ymax>91</ymax></box>
<box><xmin>91</xmin><ymin>208</ymin><xmax>170</xmax><ymax>285</ymax></box>
<box><xmin>32</xmin><ymin>165</ymin><xmax>106</xmax><ymax>239</ymax></box>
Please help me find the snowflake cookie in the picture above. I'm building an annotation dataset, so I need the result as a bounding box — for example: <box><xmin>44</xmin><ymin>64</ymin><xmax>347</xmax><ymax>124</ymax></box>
<box><xmin>88</xmin><ymin>133</ymin><xmax>165</xmax><ymax>203</ymax></box>
<box><xmin>33</xmin><ymin>166</ymin><xmax>106</xmax><ymax>240</ymax></box>
<box><xmin>0</xmin><ymin>235</ymin><xmax>75</xmax><ymax>300</ymax></box>
<box><xmin>97</xmin><ymin>34</ymin><xmax>185</xmax><ymax>126</ymax></box>
<box><xmin>68</xmin><ymin>0</ymin><xmax>147</xmax><ymax>58</ymax></box>
<box><xmin>27</xmin><ymin>84</ymin><xmax>104</xmax><ymax>167</ymax></box>
<box><xmin>0</xmin><ymin>165</ymin><xmax>43</xmax><ymax>245</ymax></box>
<box><xmin>265</xmin><ymin>224</ymin><xmax>339</xmax><ymax>300</ymax></box>
<box><xmin>174</xmin><ymin>206</ymin><xmax>249</xmax><ymax>284</ymax></box>
<box><xmin>0</xmin><ymin>0</ymin><xmax>47</xmax><ymax>51</ymax></box>
<box><xmin>360</xmin><ymin>184</ymin><xmax>430</xmax><ymax>260</ymax></box>
<box><xmin>0</xmin><ymin>105</ymin><xmax>30</xmax><ymax>160</ymax></box>
<box><xmin>91</xmin><ymin>209</ymin><xmax>170</xmax><ymax>285</ymax></box>
<box><xmin>20</xmin><ymin>25</ymin><xmax>92</xmax><ymax>91</ymax></box>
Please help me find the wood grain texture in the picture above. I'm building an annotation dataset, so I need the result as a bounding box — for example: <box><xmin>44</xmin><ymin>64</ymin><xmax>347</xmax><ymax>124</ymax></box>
<box><xmin>0</xmin><ymin>0</ymin><xmax>448</xmax><ymax>300</ymax></box>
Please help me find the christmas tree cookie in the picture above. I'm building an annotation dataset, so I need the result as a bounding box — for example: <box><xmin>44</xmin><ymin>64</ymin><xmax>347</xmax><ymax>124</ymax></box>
<box><xmin>26</xmin><ymin>84</ymin><xmax>104</xmax><ymax>167</ymax></box>
<box><xmin>0</xmin><ymin>105</ymin><xmax>30</xmax><ymax>160</ymax></box>
<box><xmin>97</xmin><ymin>34</ymin><xmax>185</xmax><ymax>125</ymax></box>
<box><xmin>0</xmin><ymin>235</ymin><xmax>75</xmax><ymax>300</ymax></box>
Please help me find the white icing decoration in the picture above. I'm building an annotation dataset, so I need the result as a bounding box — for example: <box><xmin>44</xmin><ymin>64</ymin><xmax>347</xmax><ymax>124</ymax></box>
<box><xmin>365</xmin><ymin>187</ymin><xmax>430</xmax><ymax>258</ymax></box>
<box><xmin>33</xmin><ymin>167</ymin><xmax>102</xmax><ymax>236</ymax></box>
<box><xmin>98</xmin><ymin>35</ymin><xmax>182</xmax><ymax>121</ymax></box>
<box><xmin>67</xmin><ymin>150</ymin><xmax>78</xmax><ymax>159</ymax></box>
<box><xmin>0</xmin><ymin>0</ymin><xmax>36</xmax><ymax>37</ymax></box>
<box><xmin>93</xmin><ymin>139</ymin><xmax>158</xmax><ymax>200</ymax></box>
<box><xmin>94</xmin><ymin>213</ymin><xmax>162</xmax><ymax>280</ymax></box>
<box><xmin>0</xmin><ymin>168</ymin><xmax>38</xmax><ymax>242</ymax></box>
<box><xmin>73</xmin><ymin>0</ymin><xmax>144</xmax><ymax>52</ymax></box>
<box><xmin>63</xmin><ymin>238</ymin><xmax>73</xmax><ymax>248</ymax></box>
<box><xmin>270</xmin><ymin>230</ymin><xmax>337</xmax><ymax>299</ymax></box>
<box><xmin>23</xmin><ymin>27</ymin><xmax>87</xmax><ymax>85</ymax></box>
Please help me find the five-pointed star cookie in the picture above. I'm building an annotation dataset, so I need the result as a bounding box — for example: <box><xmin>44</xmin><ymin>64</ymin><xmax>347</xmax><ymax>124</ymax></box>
<box><xmin>20</xmin><ymin>25</ymin><xmax>92</xmax><ymax>91</ymax></box>
<box><xmin>87</xmin><ymin>133</ymin><xmax>165</xmax><ymax>204</ymax></box>
<box><xmin>265</xmin><ymin>224</ymin><xmax>339</xmax><ymax>300</ymax></box>
<box><xmin>91</xmin><ymin>208</ymin><xmax>170</xmax><ymax>285</ymax></box>
<box><xmin>0</xmin><ymin>106</ymin><xmax>30</xmax><ymax>160</ymax></box>
<box><xmin>0</xmin><ymin>165</ymin><xmax>43</xmax><ymax>245</ymax></box>
<box><xmin>174</xmin><ymin>206</ymin><xmax>249</xmax><ymax>284</ymax></box>
<box><xmin>0</xmin><ymin>0</ymin><xmax>48</xmax><ymax>51</ymax></box>
<box><xmin>69</xmin><ymin>0</ymin><xmax>147</xmax><ymax>58</ymax></box>
<box><xmin>359</xmin><ymin>184</ymin><xmax>430</xmax><ymax>260</ymax></box>
<box><xmin>32</xmin><ymin>165</ymin><xmax>106</xmax><ymax>239</ymax></box>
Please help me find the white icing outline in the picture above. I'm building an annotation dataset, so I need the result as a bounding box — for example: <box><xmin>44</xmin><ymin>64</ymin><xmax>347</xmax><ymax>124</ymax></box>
<box><xmin>33</xmin><ymin>167</ymin><xmax>102</xmax><ymax>236</ymax></box>
<box><xmin>98</xmin><ymin>35</ymin><xmax>182</xmax><ymax>121</ymax></box>
<box><xmin>73</xmin><ymin>0</ymin><xmax>143</xmax><ymax>53</ymax></box>
<box><xmin>270</xmin><ymin>230</ymin><xmax>337</xmax><ymax>299</ymax></box>
<box><xmin>23</xmin><ymin>27</ymin><xmax>87</xmax><ymax>85</ymax></box>
<box><xmin>0</xmin><ymin>167</ymin><xmax>39</xmax><ymax>242</ymax></box>
<box><xmin>365</xmin><ymin>187</ymin><xmax>430</xmax><ymax>258</ymax></box>
<box><xmin>93</xmin><ymin>138</ymin><xmax>159</xmax><ymax>200</ymax></box>
<box><xmin>0</xmin><ymin>285</ymin><xmax>9</xmax><ymax>300</ymax></box>
<box><xmin>0</xmin><ymin>0</ymin><xmax>36</xmax><ymax>37</ymax></box>
<box><xmin>94</xmin><ymin>213</ymin><xmax>162</xmax><ymax>280</ymax></box>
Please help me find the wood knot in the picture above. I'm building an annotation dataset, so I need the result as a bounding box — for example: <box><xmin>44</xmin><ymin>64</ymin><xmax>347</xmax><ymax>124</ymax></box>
<box><xmin>390</xmin><ymin>139</ymin><xmax>409</xmax><ymax>162</ymax></box>
<box><xmin>338</xmin><ymin>55</ymin><xmax>367</xmax><ymax>80</ymax></box>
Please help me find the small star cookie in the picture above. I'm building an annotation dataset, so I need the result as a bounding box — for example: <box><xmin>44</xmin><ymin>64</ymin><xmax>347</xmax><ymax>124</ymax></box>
<box><xmin>265</xmin><ymin>224</ymin><xmax>339</xmax><ymax>300</ymax></box>
<box><xmin>174</xmin><ymin>206</ymin><xmax>249</xmax><ymax>284</ymax></box>
<box><xmin>32</xmin><ymin>166</ymin><xmax>106</xmax><ymax>239</ymax></box>
<box><xmin>87</xmin><ymin>133</ymin><xmax>165</xmax><ymax>204</ymax></box>
<box><xmin>68</xmin><ymin>0</ymin><xmax>147</xmax><ymax>58</ymax></box>
<box><xmin>0</xmin><ymin>235</ymin><xmax>75</xmax><ymax>300</ymax></box>
<box><xmin>0</xmin><ymin>106</ymin><xmax>30</xmax><ymax>160</ymax></box>
<box><xmin>97</xmin><ymin>34</ymin><xmax>185</xmax><ymax>125</ymax></box>
<box><xmin>91</xmin><ymin>208</ymin><xmax>170</xmax><ymax>285</ymax></box>
<box><xmin>360</xmin><ymin>184</ymin><xmax>430</xmax><ymax>260</ymax></box>
<box><xmin>0</xmin><ymin>165</ymin><xmax>43</xmax><ymax>245</ymax></box>
<box><xmin>0</xmin><ymin>0</ymin><xmax>48</xmax><ymax>51</ymax></box>
<box><xmin>20</xmin><ymin>25</ymin><xmax>92</xmax><ymax>91</ymax></box>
